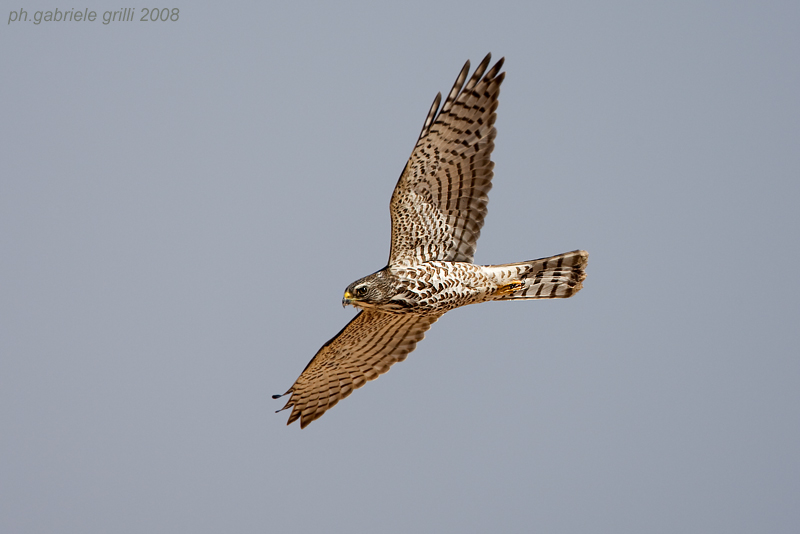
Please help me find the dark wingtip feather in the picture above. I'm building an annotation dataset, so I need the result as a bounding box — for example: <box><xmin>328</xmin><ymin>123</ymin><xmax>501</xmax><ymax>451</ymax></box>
<box><xmin>487</xmin><ymin>56</ymin><xmax>505</xmax><ymax>80</ymax></box>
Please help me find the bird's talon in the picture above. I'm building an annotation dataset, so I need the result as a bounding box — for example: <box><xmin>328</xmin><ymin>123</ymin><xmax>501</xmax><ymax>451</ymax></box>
<box><xmin>497</xmin><ymin>280</ymin><xmax>524</xmax><ymax>296</ymax></box>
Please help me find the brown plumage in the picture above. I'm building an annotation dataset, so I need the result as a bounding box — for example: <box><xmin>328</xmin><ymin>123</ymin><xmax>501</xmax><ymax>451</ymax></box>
<box><xmin>274</xmin><ymin>54</ymin><xmax>588</xmax><ymax>428</ymax></box>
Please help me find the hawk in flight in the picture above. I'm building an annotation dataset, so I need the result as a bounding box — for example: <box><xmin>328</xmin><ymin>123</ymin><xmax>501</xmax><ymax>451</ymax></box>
<box><xmin>274</xmin><ymin>54</ymin><xmax>588</xmax><ymax>428</ymax></box>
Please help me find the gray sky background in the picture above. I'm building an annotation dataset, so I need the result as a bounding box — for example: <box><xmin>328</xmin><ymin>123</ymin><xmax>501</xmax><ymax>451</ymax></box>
<box><xmin>2</xmin><ymin>2</ymin><xmax>799</xmax><ymax>533</ymax></box>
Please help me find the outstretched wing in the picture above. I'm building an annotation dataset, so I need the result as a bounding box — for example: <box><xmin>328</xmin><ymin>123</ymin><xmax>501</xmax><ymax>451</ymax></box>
<box><xmin>274</xmin><ymin>310</ymin><xmax>440</xmax><ymax>428</ymax></box>
<box><xmin>389</xmin><ymin>53</ymin><xmax>505</xmax><ymax>265</ymax></box>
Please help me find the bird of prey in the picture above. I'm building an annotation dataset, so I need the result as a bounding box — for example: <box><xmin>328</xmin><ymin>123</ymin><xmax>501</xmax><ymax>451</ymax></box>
<box><xmin>274</xmin><ymin>54</ymin><xmax>588</xmax><ymax>428</ymax></box>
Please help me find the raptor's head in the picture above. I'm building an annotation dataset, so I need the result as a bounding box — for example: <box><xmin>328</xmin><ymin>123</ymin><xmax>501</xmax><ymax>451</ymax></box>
<box><xmin>342</xmin><ymin>269</ymin><xmax>397</xmax><ymax>309</ymax></box>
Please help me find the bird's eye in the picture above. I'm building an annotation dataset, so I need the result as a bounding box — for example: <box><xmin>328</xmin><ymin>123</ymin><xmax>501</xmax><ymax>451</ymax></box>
<box><xmin>356</xmin><ymin>286</ymin><xmax>368</xmax><ymax>297</ymax></box>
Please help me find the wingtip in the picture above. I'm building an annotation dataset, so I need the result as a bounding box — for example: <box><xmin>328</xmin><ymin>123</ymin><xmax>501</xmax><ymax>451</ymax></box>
<box><xmin>477</xmin><ymin>52</ymin><xmax>492</xmax><ymax>71</ymax></box>
<box><xmin>486</xmin><ymin>56</ymin><xmax>505</xmax><ymax>81</ymax></box>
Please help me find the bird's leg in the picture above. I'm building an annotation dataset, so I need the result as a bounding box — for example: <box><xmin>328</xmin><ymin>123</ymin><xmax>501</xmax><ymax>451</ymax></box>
<box><xmin>495</xmin><ymin>280</ymin><xmax>524</xmax><ymax>296</ymax></box>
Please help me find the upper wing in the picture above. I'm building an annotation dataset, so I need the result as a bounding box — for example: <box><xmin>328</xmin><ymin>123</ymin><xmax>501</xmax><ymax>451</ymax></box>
<box><xmin>274</xmin><ymin>310</ymin><xmax>440</xmax><ymax>428</ymax></box>
<box><xmin>389</xmin><ymin>54</ymin><xmax>505</xmax><ymax>265</ymax></box>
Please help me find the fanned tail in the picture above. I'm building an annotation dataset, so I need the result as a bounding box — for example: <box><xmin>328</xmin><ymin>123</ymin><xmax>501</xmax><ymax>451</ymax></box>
<box><xmin>488</xmin><ymin>250</ymin><xmax>588</xmax><ymax>300</ymax></box>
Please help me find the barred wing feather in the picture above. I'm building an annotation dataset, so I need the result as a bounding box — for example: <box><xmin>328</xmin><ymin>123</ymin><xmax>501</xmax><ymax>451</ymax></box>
<box><xmin>275</xmin><ymin>310</ymin><xmax>440</xmax><ymax>428</ymax></box>
<box><xmin>389</xmin><ymin>53</ymin><xmax>505</xmax><ymax>265</ymax></box>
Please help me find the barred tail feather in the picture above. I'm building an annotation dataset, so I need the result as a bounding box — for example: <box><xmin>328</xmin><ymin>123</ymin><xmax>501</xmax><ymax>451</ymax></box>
<box><xmin>489</xmin><ymin>250</ymin><xmax>588</xmax><ymax>300</ymax></box>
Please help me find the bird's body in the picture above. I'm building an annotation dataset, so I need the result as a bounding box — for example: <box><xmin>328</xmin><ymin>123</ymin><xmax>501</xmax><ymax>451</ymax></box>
<box><xmin>385</xmin><ymin>261</ymin><xmax>498</xmax><ymax>313</ymax></box>
<box><xmin>274</xmin><ymin>54</ymin><xmax>588</xmax><ymax>428</ymax></box>
<box><xmin>347</xmin><ymin>252</ymin><xmax>587</xmax><ymax>314</ymax></box>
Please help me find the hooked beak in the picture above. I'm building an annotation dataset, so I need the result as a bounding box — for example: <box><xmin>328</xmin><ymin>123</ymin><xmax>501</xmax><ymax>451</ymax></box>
<box><xmin>342</xmin><ymin>290</ymin><xmax>354</xmax><ymax>308</ymax></box>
